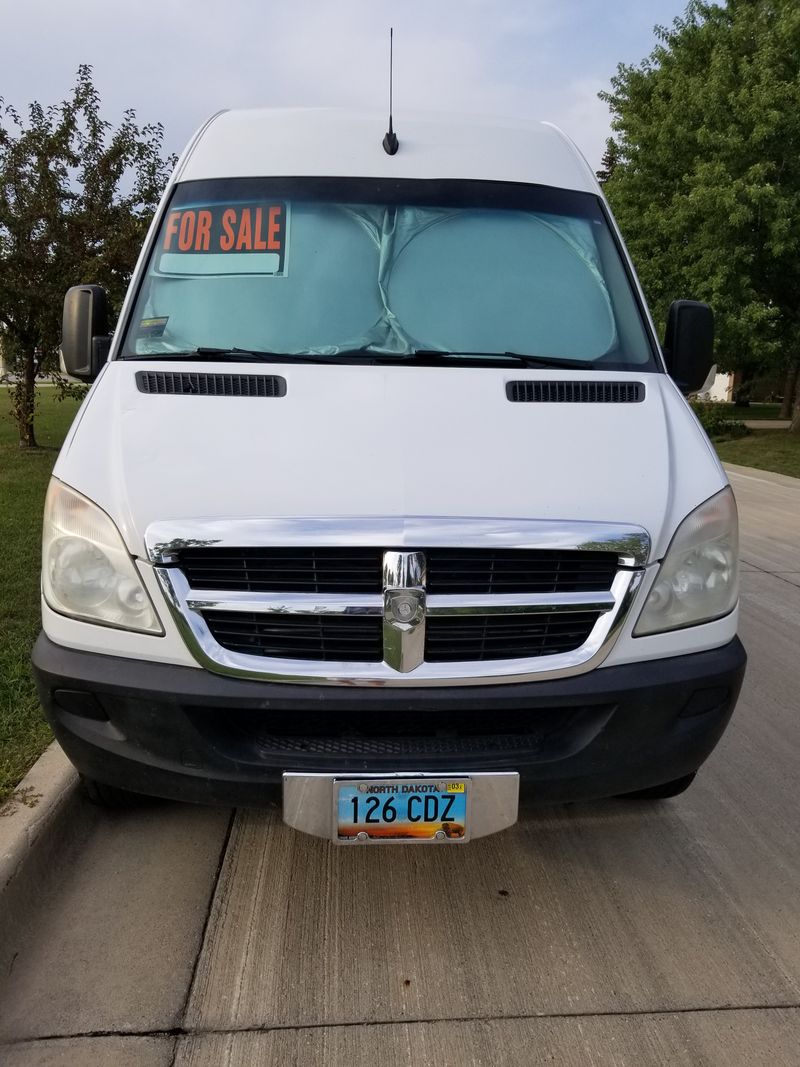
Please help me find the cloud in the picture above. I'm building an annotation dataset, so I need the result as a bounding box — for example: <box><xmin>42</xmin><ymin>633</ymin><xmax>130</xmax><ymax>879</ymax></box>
<box><xmin>0</xmin><ymin>0</ymin><xmax>675</xmax><ymax>168</ymax></box>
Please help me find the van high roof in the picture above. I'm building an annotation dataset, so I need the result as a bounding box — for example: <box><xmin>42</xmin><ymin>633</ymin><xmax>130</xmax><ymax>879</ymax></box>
<box><xmin>176</xmin><ymin>108</ymin><xmax>598</xmax><ymax>194</ymax></box>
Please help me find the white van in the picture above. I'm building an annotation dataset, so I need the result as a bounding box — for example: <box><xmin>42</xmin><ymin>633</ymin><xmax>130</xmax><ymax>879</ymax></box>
<box><xmin>34</xmin><ymin>109</ymin><xmax>746</xmax><ymax>843</ymax></box>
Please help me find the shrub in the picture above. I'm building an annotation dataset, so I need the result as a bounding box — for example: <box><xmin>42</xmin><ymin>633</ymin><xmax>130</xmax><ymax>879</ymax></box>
<box><xmin>690</xmin><ymin>401</ymin><xmax>750</xmax><ymax>440</ymax></box>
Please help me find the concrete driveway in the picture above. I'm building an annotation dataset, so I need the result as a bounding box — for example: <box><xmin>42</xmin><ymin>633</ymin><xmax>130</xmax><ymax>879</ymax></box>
<box><xmin>1</xmin><ymin>463</ymin><xmax>799</xmax><ymax>1066</ymax></box>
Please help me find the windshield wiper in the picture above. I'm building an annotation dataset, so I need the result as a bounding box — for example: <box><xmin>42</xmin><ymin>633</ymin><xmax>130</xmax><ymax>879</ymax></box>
<box><xmin>133</xmin><ymin>347</ymin><xmax>347</xmax><ymax>365</ymax></box>
<box><xmin>409</xmin><ymin>350</ymin><xmax>596</xmax><ymax>369</ymax></box>
<box><xmin>130</xmin><ymin>347</ymin><xmax>595</xmax><ymax>369</ymax></box>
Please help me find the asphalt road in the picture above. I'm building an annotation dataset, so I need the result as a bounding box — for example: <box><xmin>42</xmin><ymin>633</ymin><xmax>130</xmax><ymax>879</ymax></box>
<box><xmin>1</xmin><ymin>463</ymin><xmax>799</xmax><ymax>1066</ymax></box>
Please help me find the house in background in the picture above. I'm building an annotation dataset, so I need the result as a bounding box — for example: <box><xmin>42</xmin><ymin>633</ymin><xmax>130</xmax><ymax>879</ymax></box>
<box><xmin>707</xmin><ymin>371</ymin><xmax>736</xmax><ymax>402</ymax></box>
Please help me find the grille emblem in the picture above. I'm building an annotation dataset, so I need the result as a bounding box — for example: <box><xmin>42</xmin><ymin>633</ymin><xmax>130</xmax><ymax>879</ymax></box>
<box><xmin>382</xmin><ymin>551</ymin><xmax>426</xmax><ymax>673</ymax></box>
<box><xmin>386</xmin><ymin>590</ymin><xmax>424</xmax><ymax>626</ymax></box>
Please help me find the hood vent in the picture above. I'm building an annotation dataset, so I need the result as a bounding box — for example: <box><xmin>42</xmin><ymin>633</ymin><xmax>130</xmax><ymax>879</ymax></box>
<box><xmin>506</xmin><ymin>380</ymin><xmax>644</xmax><ymax>404</ymax></box>
<box><xmin>136</xmin><ymin>370</ymin><xmax>287</xmax><ymax>397</ymax></box>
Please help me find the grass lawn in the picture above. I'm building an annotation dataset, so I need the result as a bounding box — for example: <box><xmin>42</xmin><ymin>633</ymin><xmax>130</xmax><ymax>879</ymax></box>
<box><xmin>0</xmin><ymin>389</ymin><xmax>83</xmax><ymax>804</ymax></box>
<box><xmin>715</xmin><ymin>428</ymin><xmax>800</xmax><ymax>479</ymax></box>
<box><xmin>729</xmin><ymin>403</ymin><xmax>784</xmax><ymax>421</ymax></box>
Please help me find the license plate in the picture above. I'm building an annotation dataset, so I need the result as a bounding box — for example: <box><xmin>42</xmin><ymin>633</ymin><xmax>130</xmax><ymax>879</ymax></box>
<box><xmin>335</xmin><ymin>777</ymin><xmax>470</xmax><ymax>843</ymax></box>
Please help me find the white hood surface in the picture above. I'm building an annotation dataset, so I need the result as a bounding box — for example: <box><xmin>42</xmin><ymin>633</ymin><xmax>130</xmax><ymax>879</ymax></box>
<box><xmin>55</xmin><ymin>361</ymin><xmax>726</xmax><ymax>565</ymax></box>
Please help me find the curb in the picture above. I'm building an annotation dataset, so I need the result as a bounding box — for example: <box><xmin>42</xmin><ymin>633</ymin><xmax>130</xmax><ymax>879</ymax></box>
<box><xmin>0</xmin><ymin>742</ymin><xmax>78</xmax><ymax>894</ymax></box>
<box><xmin>724</xmin><ymin>462</ymin><xmax>800</xmax><ymax>489</ymax></box>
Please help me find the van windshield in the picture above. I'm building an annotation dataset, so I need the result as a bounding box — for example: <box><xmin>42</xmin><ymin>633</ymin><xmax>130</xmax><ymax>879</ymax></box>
<box><xmin>120</xmin><ymin>178</ymin><xmax>657</xmax><ymax>369</ymax></box>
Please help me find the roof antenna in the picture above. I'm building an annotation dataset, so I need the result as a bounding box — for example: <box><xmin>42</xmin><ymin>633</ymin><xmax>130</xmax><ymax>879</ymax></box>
<box><xmin>382</xmin><ymin>27</ymin><xmax>399</xmax><ymax>155</ymax></box>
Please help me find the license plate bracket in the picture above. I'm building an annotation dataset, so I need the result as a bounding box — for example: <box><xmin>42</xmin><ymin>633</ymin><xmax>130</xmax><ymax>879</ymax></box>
<box><xmin>334</xmin><ymin>776</ymin><xmax>471</xmax><ymax>844</ymax></box>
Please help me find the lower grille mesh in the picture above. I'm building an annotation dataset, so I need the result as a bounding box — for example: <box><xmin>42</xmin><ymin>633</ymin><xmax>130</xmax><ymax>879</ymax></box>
<box><xmin>187</xmin><ymin>704</ymin><xmax>616</xmax><ymax>763</ymax></box>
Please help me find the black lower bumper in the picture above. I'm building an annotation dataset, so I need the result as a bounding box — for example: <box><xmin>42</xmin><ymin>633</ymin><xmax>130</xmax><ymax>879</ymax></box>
<box><xmin>32</xmin><ymin>633</ymin><xmax>746</xmax><ymax>807</ymax></box>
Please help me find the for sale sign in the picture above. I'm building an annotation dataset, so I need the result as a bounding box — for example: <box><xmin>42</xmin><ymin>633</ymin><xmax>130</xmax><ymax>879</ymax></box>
<box><xmin>158</xmin><ymin>202</ymin><xmax>289</xmax><ymax>275</ymax></box>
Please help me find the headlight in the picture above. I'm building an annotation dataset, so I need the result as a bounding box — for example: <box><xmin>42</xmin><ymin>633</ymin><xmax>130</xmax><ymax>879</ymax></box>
<box><xmin>42</xmin><ymin>480</ymin><xmax>163</xmax><ymax>634</ymax></box>
<box><xmin>634</xmin><ymin>487</ymin><xmax>739</xmax><ymax>636</ymax></box>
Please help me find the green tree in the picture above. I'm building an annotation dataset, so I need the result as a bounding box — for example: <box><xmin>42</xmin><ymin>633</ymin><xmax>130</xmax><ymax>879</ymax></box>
<box><xmin>601</xmin><ymin>0</ymin><xmax>800</xmax><ymax>431</ymax></box>
<box><xmin>0</xmin><ymin>65</ymin><xmax>175</xmax><ymax>447</ymax></box>
<box><xmin>596</xmin><ymin>137</ymin><xmax>620</xmax><ymax>186</ymax></box>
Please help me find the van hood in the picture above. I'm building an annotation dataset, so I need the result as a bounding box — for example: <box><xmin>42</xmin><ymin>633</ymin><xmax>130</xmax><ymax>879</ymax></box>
<box><xmin>55</xmin><ymin>362</ymin><xmax>727</xmax><ymax>564</ymax></box>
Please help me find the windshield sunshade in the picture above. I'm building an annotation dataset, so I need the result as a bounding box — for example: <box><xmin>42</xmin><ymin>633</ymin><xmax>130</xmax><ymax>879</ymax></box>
<box><xmin>122</xmin><ymin>178</ymin><xmax>656</xmax><ymax>369</ymax></box>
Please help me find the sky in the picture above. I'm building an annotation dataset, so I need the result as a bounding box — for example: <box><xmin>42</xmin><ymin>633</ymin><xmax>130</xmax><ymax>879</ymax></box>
<box><xmin>0</xmin><ymin>0</ymin><xmax>686</xmax><ymax>170</ymax></box>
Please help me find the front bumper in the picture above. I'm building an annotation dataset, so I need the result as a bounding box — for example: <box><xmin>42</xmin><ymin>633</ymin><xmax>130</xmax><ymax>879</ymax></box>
<box><xmin>32</xmin><ymin>633</ymin><xmax>746</xmax><ymax>807</ymax></box>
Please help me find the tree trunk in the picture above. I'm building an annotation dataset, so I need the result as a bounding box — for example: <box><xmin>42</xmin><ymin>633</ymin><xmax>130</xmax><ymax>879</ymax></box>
<box><xmin>14</xmin><ymin>348</ymin><xmax>38</xmax><ymax>449</ymax></box>
<box><xmin>791</xmin><ymin>391</ymin><xmax>800</xmax><ymax>435</ymax></box>
<box><xmin>779</xmin><ymin>362</ymin><xmax>799</xmax><ymax>420</ymax></box>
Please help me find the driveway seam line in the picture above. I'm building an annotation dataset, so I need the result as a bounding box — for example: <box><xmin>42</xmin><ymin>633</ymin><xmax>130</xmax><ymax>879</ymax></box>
<box><xmin>7</xmin><ymin>1001</ymin><xmax>800</xmax><ymax>1046</ymax></box>
<box><xmin>740</xmin><ymin>557</ymin><xmax>800</xmax><ymax>587</ymax></box>
<box><xmin>166</xmin><ymin>806</ymin><xmax>236</xmax><ymax>1067</ymax></box>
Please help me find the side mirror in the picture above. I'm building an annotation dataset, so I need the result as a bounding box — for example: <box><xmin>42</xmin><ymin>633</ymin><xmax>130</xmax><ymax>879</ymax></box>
<box><xmin>662</xmin><ymin>299</ymin><xmax>714</xmax><ymax>395</ymax></box>
<box><xmin>61</xmin><ymin>285</ymin><xmax>111</xmax><ymax>382</ymax></box>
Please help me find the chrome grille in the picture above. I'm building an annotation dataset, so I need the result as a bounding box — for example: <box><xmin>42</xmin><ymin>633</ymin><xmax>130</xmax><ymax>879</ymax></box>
<box><xmin>148</xmin><ymin>517</ymin><xmax>649</xmax><ymax>687</ymax></box>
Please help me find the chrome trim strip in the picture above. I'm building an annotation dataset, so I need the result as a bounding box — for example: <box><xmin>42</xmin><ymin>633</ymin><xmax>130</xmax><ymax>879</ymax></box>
<box><xmin>182</xmin><ymin>589</ymin><xmax>616</xmax><ymax>618</ymax></box>
<box><xmin>425</xmin><ymin>592</ymin><xmax>616</xmax><ymax>616</ymax></box>
<box><xmin>383</xmin><ymin>549</ymin><xmax>426</xmax><ymax>589</ymax></box>
<box><xmin>153</xmin><ymin>566</ymin><xmax>645</xmax><ymax>687</ymax></box>
<box><xmin>145</xmin><ymin>515</ymin><xmax>651</xmax><ymax>566</ymax></box>
<box><xmin>184</xmin><ymin>591</ymin><xmax>384</xmax><ymax>616</ymax></box>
